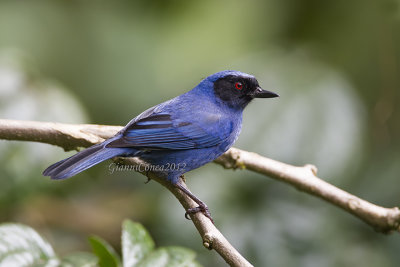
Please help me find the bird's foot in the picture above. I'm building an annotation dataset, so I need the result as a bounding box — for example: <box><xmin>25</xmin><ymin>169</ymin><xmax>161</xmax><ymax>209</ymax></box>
<box><xmin>185</xmin><ymin>203</ymin><xmax>214</xmax><ymax>224</ymax></box>
<box><xmin>175</xmin><ymin>182</ymin><xmax>214</xmax><ymax>224</ymax></box>
<box><xmin>179</xmin><ymin>174</ymin><xmax>186</xmax><ymax>183</ymax></box>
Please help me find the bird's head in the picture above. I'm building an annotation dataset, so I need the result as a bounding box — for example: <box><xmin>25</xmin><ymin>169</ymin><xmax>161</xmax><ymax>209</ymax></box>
<box><xmin>203</xmin><ymin>70</ymin><xmax>279</xmax><ymax>109</ymax></box>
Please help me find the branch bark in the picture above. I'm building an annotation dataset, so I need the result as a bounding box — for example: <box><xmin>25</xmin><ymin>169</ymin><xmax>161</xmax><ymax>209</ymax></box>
<box><xmin>1</xmin><ymin>119</ymin><xmax>400</xmax><ymax>265</ymax></box>
<box><xmin>216</xmin><ymin>150</ymin><xmax>400</xmax><ymax>233</ymax></box>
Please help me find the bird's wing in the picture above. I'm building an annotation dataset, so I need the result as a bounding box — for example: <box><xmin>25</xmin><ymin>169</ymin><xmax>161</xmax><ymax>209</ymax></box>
<box><xmin>106</xmin><ymin>112</ymin><xmax>222</xmax><ymax>150</ymax></box>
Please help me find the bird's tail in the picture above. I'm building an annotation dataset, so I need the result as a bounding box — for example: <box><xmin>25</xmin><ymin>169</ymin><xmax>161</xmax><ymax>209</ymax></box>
<box><xmin>43</xmin><ymin>140</ymin><xmax>130</xmax><ymax>180</ymax></box>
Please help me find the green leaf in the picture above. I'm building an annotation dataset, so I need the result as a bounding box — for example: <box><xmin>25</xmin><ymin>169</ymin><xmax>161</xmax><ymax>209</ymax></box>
<box><xmin>135</xmin><ymin>248</ymin><xmax>169</xmax><ymax>267</ymax></box>
<box><xmin>122</xmin><ymin>220</ymin><xmax>155</xmax><ymax>267</ymax></box>
<box><xmin>0</xmin><ymin>221</ymin><xmax>202</xmax><ymax>267</ymax></box>
<box><xmin>164</xmin><ymin>247</ymin><xmax>201</xmax><ymax>267</ymax></box>
<box><xmin>59</xmin><ymin>252</ymin><xmax>98</xmax><ymax>267</ymax></box>
<box><xmin>137</xmin><ymin>247</ymin><xmax>201</xmax><ymax>267</ymax></box>
<box><xmin>0</xmin><ymin>223</ymin><xmax>58</xmax><ymax>266</ymax></box>
<box><xmin>89</xmin><ymin>236</ymin><xmax>121</xmax><ymax>267</ymax></box>
<box><xmin>121</xmin><ymin>221</ymin><xmax>202</xmax><ymax>267</ymax></box>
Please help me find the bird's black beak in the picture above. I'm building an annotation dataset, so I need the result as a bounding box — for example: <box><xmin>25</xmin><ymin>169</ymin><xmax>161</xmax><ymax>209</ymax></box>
<box><xmin>251</xmin><ymin>87</ymin><xmax>279</xmax><ymax>98</ymax></box>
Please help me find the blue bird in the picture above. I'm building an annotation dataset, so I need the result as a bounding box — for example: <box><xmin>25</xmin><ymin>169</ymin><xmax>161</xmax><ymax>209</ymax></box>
<box><xmin>43</xmin><ymin>70</ymin><xmax>278</xmax><ymax>222</ymax></box>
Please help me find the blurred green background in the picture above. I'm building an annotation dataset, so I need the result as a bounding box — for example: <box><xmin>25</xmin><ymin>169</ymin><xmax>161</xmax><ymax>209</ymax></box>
<box><xmin>0</xmin><ymin>0</ymin><xmax>399</xmax><ymax>266</ymax></box>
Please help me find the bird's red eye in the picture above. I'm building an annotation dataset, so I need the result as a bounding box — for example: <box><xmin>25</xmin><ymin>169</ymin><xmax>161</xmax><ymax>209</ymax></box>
<box><xmin>235</xmin><ymin>82</ymin><xmax>243</xmax><ymax>90</ymax></box>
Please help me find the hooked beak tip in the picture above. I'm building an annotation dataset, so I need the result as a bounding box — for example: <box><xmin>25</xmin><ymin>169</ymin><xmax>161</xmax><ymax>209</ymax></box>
<box><xmin>252</xmin><ymin>87</ymin><xmax>279</xmax><ymax>98</ymax></box>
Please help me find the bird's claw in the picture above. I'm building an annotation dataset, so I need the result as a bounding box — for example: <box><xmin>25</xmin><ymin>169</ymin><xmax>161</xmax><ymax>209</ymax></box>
<box><xmin>185</xmin><ymin>204</ymin><xmax>214</xmax><ymax>224</ymax></box>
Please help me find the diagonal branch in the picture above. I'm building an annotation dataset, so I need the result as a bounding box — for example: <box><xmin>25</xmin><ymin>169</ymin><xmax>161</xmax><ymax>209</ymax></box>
<box><xmin>1</xmin><ymin>119</ymin><xmax>400</xmax><ymax>265</ymax></box>
<box><xmin>115</xmin><ymin>156</ymin><xmax>252</xmax><ymax>267</ymax></box>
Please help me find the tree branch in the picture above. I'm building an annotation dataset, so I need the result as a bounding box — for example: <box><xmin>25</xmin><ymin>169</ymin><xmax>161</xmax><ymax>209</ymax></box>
<box><xmin>216</xmin><ymin>150</ymin><xmax>400</xmax><ymax>233</ymax></box>
<box><xmin>0</xmin><ymin>119</ymin><xmax>253</xmax><ymax>267</ymax></box>
<box><xmin>1</xmin><ymin>119</ymin><xmax>400</xmax><ymax>265</ymax></box>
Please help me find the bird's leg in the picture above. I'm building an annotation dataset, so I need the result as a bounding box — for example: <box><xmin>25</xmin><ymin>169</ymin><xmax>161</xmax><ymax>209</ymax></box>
<box><xmin>175</xmin><ymin>177</ymin><xmax>214</xmax><ymax>223</ymax></box>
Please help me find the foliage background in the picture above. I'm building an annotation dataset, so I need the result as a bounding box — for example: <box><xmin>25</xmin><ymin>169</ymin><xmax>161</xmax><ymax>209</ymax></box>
<box><xmin>0</xmin><ymin>0</ymin><xmax>399</xmax><ymax>266</ymax></box>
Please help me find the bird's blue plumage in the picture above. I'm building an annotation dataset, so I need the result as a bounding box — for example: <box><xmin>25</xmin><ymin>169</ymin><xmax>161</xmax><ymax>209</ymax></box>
<box><xmin>43</xmin><ymin>70</ymin><xmax>278</xmax><ymax>185</ymax></box>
